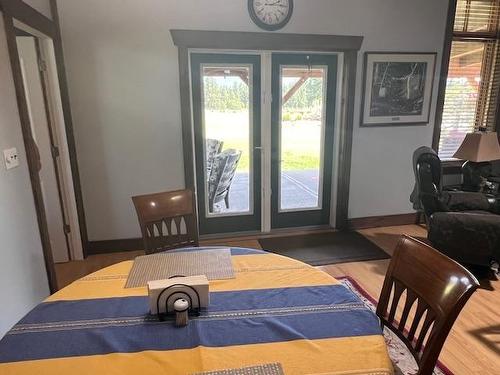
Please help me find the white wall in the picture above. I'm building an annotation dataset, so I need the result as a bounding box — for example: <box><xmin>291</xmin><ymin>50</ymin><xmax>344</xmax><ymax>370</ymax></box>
<box><xmin>0</xmin><ymin>15</ymin><xmax>50</xmax><ymax>338</ymax></box>
<box><xmin>23</xmin><ymin>0</ymin><xmax>52</xmax><ymax>19</ymax></box>
<box><xmin>57</xmin><ymin>0</ymin><xmax>449</xmax><ymax>240</ymax></box>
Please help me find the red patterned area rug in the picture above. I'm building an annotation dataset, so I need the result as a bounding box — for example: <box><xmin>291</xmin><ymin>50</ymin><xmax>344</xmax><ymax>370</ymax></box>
<box><xmin>338</xmin><ymin>276</ymin><xmax>454</xmax><ymax>375</ymax></box>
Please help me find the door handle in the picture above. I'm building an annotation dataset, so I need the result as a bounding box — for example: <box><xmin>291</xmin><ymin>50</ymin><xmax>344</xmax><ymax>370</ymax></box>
<box><xmin>254</xmin><ymin>146</ymin><xmax>263</xmax><ymax>150</ymax></box>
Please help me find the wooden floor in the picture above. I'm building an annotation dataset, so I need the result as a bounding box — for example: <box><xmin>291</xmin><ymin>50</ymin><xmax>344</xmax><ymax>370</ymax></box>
<box><xmin>55</xmin><ymin>225</ymin><xmax>499</xmax><ymax>375</ymax></box>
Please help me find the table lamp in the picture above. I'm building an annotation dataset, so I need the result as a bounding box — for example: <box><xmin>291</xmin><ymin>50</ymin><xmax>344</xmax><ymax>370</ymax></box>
<box><xmin>453</xmin><ymin>129</ymin><xmax>500</xmax><ymax>192</ymax></box>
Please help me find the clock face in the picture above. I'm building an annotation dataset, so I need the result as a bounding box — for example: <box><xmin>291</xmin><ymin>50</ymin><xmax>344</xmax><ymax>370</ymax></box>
<box><xmin>249</xmin><ymin>0</ymin><xmax>293</xmax><ymax>31</ymax></box>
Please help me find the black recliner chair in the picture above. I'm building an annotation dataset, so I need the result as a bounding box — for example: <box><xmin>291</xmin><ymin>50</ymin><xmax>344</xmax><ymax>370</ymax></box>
<box><xmin>410</xmin><ymin>147</ymin><xmax>500</xmax><ymax>275</ymax></box>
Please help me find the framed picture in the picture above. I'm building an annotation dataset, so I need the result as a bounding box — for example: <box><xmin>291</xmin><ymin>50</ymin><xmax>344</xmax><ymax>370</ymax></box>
<box><xmin>361</xmin><ymin>52</ymin><xmax>436</xmax><ymax>126</ymax></box>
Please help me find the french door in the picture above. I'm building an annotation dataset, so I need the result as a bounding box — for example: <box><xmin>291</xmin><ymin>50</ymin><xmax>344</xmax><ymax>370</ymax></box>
<box><xmin>190</xmin><ymin>52</ymin><xmax>337</xmax><ymax>234</ymax></box>
<box><xmin>270</xmin><ymin>53</ymin><xmax>337</xmax><ymax>229</ymax></box>
<box><xmin>191</xmin><ymin>53</ymin><xmax>262</xmax><ymax>235</ymax></box>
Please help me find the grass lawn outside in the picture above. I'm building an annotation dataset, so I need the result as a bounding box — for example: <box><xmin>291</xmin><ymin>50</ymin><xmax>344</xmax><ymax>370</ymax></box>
<box><xmin>205</xmin><ymin>110</ymin><xmax>322</xmax><ymax>172</ymax></box>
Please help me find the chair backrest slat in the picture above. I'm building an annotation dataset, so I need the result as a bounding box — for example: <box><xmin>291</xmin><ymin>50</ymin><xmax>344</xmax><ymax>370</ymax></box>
<box><xmin>377</xmin><ymin>235</ymin><xmax>479</xmax><ymax>375</ymax></box>
<box><xmin>398</xmin><ymin>288</ymin><xmax>418</xmax><ymax>331</ymax></box>
<box><xmin>132</xmin><ymin>189</ymin><xmax>199</xmax><ymax>254</ymax></box>
<box><xmin>387</xmin><ymin>280</ymin><xmax>405</xmax><ymax>324</ymax></box>
<box><xmin>407</xmin><ymin>298</ymin><xmax>429</xmax><ymax>343</ymax></box>
<box><xmin>415</xmin><ymin>311</ymin><xmax>436</xmax><ymax>353</ymax></box>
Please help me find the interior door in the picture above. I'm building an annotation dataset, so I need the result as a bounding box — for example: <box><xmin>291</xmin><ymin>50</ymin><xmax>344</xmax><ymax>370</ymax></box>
<box><xmin>271</xmin><ymin>53</ymin><xmax>337</xmax><ymax>229</ymax></box>
<box><xmin>191</xmin><ymin>53</ymin><xmax>261</xmax><ymax>235</ymax></box>
<box><xmin>17</xmin><ymin>36</ymin><xmax>70</xmax><ymax>263</ymax></box>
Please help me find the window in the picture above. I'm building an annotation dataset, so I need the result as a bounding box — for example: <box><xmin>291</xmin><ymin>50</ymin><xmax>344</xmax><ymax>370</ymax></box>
<box><xmin>438</xmin><ymin>0</ymin><xmax>500</xmax><ymax>160</ymax></box>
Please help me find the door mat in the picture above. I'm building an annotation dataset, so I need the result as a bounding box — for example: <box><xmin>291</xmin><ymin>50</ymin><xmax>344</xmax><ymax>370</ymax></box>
<box><xmin>258</xmin><ymin>231</ymin><xmax>390</xmax><ymax>266</ymax></box>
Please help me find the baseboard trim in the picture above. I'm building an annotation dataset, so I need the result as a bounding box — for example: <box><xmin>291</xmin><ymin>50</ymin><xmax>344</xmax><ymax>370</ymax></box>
<box><xmin>86</xmin><ymin>216</ymin><xmax>420</xmax><ymax>255</ymax></box>
<box><xmin>86</xmin><ymin>238</ymin><xmax>143</xmax><ymax>255</ymax></box>
<box><xmin>200</xmin><ymin>225</ymin><xmax>333</xmax><ymax>242</ymax></box>
<box><xmin>86</xmin><ymin>226</ymin><xmax>334</xmax><ymax>255</ymax></box>
<box><xmin>348</xmin><ymin>213</ymin><xmax>420</xmax><ymax>230</ymax></box>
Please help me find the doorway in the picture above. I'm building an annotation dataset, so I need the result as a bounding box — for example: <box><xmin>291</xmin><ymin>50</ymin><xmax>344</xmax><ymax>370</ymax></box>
<box><xmin>12</xmin><ymin>22</ymin><xmax>83</xmax><ymax>263</ymax></box>
<box><xmin>270</xmin><ymin>53</ymin><xmax>337</xmax><ymax>229</ymax></box>
<box><xmin>190</xmin><ymin>52</ymin><xmax>338</xmax><ymax>235</ymax></box>
<box><xmin>175</xmin><ymin>30</ymin><xmax>360</xmax><ymax>235</ymax></box>
<box><xmin>191</xmin><ymin>53</ymin><xmax>262</xmax><ymax>235</ymax></box>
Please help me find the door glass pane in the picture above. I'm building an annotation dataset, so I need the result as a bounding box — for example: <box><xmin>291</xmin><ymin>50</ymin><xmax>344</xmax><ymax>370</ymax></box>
<box><xmin>279</xmin><ymin>66</ymin><xmax>326</xmax><ymax>211</ymax></box>
<box><xmin>202</xmin><ymin>65</ymin><xmax>252</xmax><ymax>215</ymax></box>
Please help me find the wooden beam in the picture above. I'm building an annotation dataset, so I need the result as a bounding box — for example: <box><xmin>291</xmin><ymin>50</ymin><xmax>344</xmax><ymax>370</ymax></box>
<box><xmin>282</xmin><ymin>73</ymin><xmax>309</xmax><ymax>105</ymax></box>
<box><xmin>204</xmin><ymin>67</ymin><xmax>323</xmax><ymax>78</ymax></box>
<box><xmin>236</xmin><ymin>72</ymin><xmax>249</xmax><ymax>86</ymax></box>
<box><xmin>282</xmin><ymin>69</ymin><xmax>323</xmax><ymax>77</ymax></box>
<box><xmin>202</xmin><ymin>67</ymin><xmax>249</xmax><ymax>85</ymax></box>
<box><xmin>203</xmin><ymin>67</ymin><xmax>246</xmax><ymax>76</ymax></box>
<box><xmin>171</xmin><ymin>29</ymin><xmax>363</xmax><ymax>52</ymax></box>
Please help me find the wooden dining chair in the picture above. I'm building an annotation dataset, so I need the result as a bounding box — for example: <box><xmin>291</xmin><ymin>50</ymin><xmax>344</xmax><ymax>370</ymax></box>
<box><xmin>377</xmin><ymin>235</ymin><xmax>479</xmax><ymax>375</ymax></box>
<box><xmin>132</xmin><ymin>189</ymin><xmax>199</xmax><ymax>254</ymax></box>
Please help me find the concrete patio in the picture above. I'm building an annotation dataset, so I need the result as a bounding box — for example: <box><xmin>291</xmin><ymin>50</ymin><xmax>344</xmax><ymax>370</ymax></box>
<box><xmin>211</xmin><ymin>169</ymin><xmax>320</xmax><ymax>213</ymax></box>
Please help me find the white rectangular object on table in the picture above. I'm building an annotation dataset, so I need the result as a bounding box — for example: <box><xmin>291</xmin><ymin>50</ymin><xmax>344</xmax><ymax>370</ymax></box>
<box><xmin>148</xmin><ymin>275</ymin><xmax>209</xmax><ymax>315</ymax></box>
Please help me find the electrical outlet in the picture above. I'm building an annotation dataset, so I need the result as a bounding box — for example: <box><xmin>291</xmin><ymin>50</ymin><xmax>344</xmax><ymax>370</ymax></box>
<box><xmin>3</xmin><ymin>148</ymin><xmax>20</xmax><ymax>170</ymax></box>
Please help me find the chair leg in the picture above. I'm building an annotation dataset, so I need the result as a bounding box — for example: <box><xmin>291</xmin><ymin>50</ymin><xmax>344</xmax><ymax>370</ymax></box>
<box><xmin>224</xmin><ymin>193</ymin><xmax>229</xmax><ymax>209</ymax></box>
<box><xmin>490</xmin><ymin>260</ymin><xmax>499</xmax><ymax>280</ymax></box>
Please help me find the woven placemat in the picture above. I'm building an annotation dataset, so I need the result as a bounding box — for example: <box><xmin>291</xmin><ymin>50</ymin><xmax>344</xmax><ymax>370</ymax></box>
<box><xmin>191</xmin><ymin>363</ymin><xmax>284</xmax><ymax>375</ymax></box>
<box><xmin>125</xmin><ymin>248</ymin><xmax>234</xmax><ymax>288</ymax></box>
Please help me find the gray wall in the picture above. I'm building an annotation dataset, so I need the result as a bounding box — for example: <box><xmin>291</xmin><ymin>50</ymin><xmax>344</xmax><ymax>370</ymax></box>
<box><xmin>57</xmin><ymin>0</ymin><xmax>449</xmax><ymax>241</ymax></box>
<box><xmin>0</xmin><ymin>14</ymin><xmax>50</xmax><ymax>338</ymax></box>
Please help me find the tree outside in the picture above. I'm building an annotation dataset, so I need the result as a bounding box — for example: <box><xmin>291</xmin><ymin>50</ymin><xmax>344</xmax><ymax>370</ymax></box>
<box><xmin>203</xmin><ymin>75</ymin><xmax>324</xmax><ymax>172</ymax></box>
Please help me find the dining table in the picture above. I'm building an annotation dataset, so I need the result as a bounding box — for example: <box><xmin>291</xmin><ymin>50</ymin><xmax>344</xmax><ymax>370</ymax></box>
<box><xmin>0</xmin><ymin>247</ymin><xmax>393</xmax><ymax>375</ymax></box>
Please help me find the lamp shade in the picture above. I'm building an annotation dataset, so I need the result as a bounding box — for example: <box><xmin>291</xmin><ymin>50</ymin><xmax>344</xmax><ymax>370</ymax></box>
<box><xmin>453</xmin><ymin>132</ymin><xmax>500</xmax><ymax>162</ymax></box>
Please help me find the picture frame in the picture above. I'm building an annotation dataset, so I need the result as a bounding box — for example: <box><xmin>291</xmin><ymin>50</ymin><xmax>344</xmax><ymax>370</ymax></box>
<box><xmin>361</xmin><ymin>52</ymin><xmax>436</xmax><ymax>127</ymax></box>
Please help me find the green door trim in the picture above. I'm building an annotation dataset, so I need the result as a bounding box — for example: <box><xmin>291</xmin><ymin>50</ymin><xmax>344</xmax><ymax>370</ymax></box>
<box><xmin>270</xmin><ymin>53</ymin><xmax>338</xmax><ymax>229</ymax></box>
<box><xmin>190</xmin><ymin>53</ymin><xmax>262</xmax><ymax>235</ymax></box>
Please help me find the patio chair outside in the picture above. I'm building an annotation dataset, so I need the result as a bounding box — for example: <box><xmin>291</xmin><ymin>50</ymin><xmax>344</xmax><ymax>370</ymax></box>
<box><xmin>206</xmin><ymin>138</ymin><xmax>224</xmax><ymax>177</ymax></box>
<box><xmin>207</xmin><ymin>149</ymin><xmax>242</xmax><ymax>213</ymax></box>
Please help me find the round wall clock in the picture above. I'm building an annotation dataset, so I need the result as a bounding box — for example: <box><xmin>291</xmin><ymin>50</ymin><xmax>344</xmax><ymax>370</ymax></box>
<box><xmin>248</xmin><ymin>0</ymin><xmax>293</xmax><ymax>31</ymax></box>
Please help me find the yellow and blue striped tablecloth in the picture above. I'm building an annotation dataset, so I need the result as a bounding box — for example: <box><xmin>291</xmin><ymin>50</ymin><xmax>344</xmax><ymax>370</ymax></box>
<box><xmin>0</xmin><ymin>247</ymin><xmax>393</xmax><ymax>374</ymax></box>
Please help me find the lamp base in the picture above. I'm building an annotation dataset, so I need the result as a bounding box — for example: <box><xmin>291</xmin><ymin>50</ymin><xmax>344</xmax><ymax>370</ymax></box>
<box><xmin>462</xmin><ymin>161</ymin><xmax>492</xmax><ymax>192</ymax></box>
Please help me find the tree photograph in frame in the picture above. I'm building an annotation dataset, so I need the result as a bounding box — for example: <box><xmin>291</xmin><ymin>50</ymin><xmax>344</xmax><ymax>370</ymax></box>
<box><xmin>361</xmin><ymin>53</ymin><xmax>436</xmax><ymax>126</ymax></box>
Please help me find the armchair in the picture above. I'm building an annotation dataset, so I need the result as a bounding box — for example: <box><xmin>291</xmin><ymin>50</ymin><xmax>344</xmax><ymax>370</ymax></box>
<box><xmin>411</xmin><ymin>147</ymin><xmax>500</xmax><ymax>274</ymax></box>
<box><xmin>207</xmin><ymin>149</ymin><xmax>242</xmax><ymax>213</ymax></box>
<box><xmin>206</xmin><ymin>138</ymin><xmax>224</xmax><ymax>177</ymax></box>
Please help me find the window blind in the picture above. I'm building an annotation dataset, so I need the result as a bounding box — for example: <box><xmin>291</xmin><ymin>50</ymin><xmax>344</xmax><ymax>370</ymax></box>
<box><xmin>438</xmin><ymin>0</ymin><xmax>500</xmax><ymax>160</ymax></box>
<box><xmin>454</xmin><ymin>0</ymin><xmax>500</xmax><ymax>33</ymax></box>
